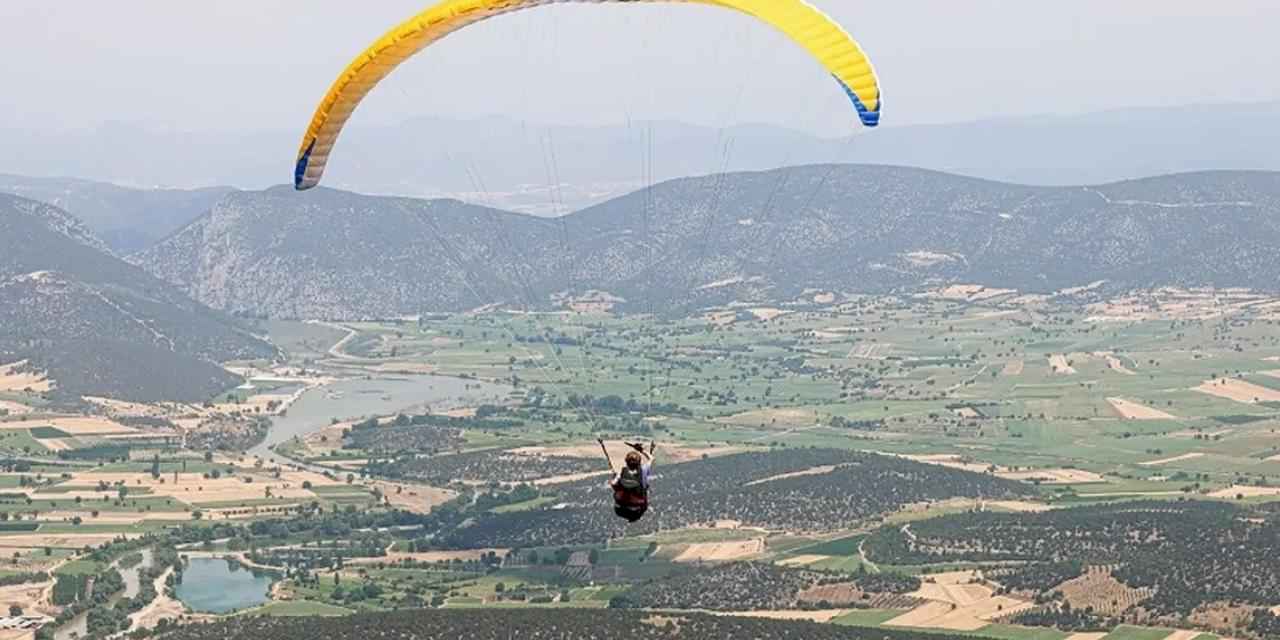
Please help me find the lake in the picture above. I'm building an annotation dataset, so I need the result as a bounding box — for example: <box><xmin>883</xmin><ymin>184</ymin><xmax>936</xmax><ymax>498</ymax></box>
<box><xmin>250</xmin><ymin>374</ymin><xmax>508</xmax><ymax>463</ymax></box>
<box><xmin>174</xmin><ymin>557</ymin><xmax>274</xmax><ymax>614</ymax></box>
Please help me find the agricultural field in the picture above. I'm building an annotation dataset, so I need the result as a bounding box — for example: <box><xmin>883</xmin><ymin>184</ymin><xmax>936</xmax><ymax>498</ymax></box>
<box><xmin>3</xmin><ymin>290</ymin><xmax>1280</xmax><ymax>639</ymax></box>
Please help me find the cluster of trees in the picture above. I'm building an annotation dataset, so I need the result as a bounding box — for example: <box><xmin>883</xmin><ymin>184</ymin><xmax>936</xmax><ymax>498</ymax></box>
<box><xmin>41</xmin><ymin>539</ymin><xmax>184</xmax><ymax>639</ymax></box>
<box><xmin>562</xmin><ymin>393</ymin><xmax>692</xmax><ymax>417</ymax></box>
<box><xmin>828</xmin><ymin>416</ymin><xmax>885</xmax><ymax>431</ymax></box>
<box><xmin>184</xmin><ymin>416</ymin><xmax>270</xmax><ymax>451</ymax></box>
<box><xmin>345</xmin><ymin>423</ymin><xmax>465</xmax><ymax>455</ymax></box>
<box><xmin>43</xmin><ymin>568</ymin><xmax>124</xmax><ymax>639</ymax></box>
<box><xmin>864</xmin><ymin>500</ymin><xmax>1280</xmax><ymax>618</ymax></box>
<box><xmin>609</xmin><ymin>563</ymin><xmax>822</xmax><ymax>611</ymax></box>
<box><xmin>373</xmin><ymin>449</ymin><xmax>601</xmax><ymax>486</ymax></box>
<box><xmin>1250</xmin><ymin>609</ymin><xmax>1280</xmax><ymax>638</ymax></box>
<box><xmin>433</xmin><ymin>450</ymin><xmax>1030</xmax><ymax>548</ymax></box>
<box><xmin>144</xmin><ymin>608</ymin><xmax>982</xmax><ymax>640</ymax></box>
<box><xmin>993</xmin><ymin>561</ymin><xmax>1085</xmax><ymax>594</ymax></box>
<box><xmin>0</xmin><ymin>571</ymin><xmax>48</xmax><ymax>587</ymax></box>
<box><xmin>853</xmin><ymin>571</ymin><xmax>921</xmax><ymax>594</ymax></box>
<box><xmin>1010</xmin><ymin>603</ymin><xmax>1110</xmax><ymax>633</ymax></box>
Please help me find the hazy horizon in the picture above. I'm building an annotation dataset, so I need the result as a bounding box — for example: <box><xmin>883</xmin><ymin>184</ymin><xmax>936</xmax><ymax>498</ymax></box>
<box><xmin>4</xmin><ymin>1</ymin><xmax>1280</xmax><ymax>137</ymax></box>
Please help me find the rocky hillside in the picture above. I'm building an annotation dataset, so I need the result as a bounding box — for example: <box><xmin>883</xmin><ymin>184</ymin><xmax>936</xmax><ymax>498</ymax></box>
<box><xmin>137</xmin><ymin>186</ymin><xmax>565</xmax><ymax>320</ymax></box>
<box><xmin>0</xmin><ymin>174</ymin><xmax>234</xmax><ymax>253</ymax></box>
<box><xmin>0</xmin><ymin>193</ymin><xmax>277</xmax><ymax>403</ymax></box>
<box><xmin>135</xmin><ymin>167</ymin><xmax>1280</xmax><ymax>319</ymax></box>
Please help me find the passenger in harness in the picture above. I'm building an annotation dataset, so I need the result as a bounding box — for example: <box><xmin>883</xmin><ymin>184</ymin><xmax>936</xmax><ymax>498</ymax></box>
<box><xmin>600</xmin><ymin>440</ymin><xmax>655</xmax><ymax>523</ymax></box>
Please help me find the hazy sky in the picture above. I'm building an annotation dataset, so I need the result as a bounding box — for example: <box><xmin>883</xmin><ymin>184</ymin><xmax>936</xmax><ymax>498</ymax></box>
<box><xmin>3</xmin><ymin>1</ymin><xmax>1278</xmax><ymax>136</ymax></box>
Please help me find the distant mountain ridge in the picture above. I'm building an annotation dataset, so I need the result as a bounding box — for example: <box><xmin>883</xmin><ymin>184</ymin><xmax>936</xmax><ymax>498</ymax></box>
<box><xmin>3</xmin><ymin>101</ymin><xmax>1278</xmax><ymax>214</ymax></box>
<box><xmin>0</xmin><ymin>193</ymin><xmax>277</xmax><ymax>403</ymax></box>
<box><xmin>0</xmin><ymin>174</ymin><xmax>234</xmax><ymax>253</ymax></box>
<box><xmin>135</xmin><ymin>166</ymin><xmax>1280</xmax><ymax>320</ymax></box>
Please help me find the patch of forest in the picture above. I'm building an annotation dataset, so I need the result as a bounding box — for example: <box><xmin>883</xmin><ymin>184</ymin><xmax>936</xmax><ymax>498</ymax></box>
<box><xmin>431</xmin><ymin>449</ymin><xmax>1030</xmax><ymax>547</ymax></box>
<box><xmin>864</xmin><ymin>500</ymin><xmax>1280</xmax><ymax>618</ymax></box>
<box><xmin>147</xmin><ymin>608</ymin><xmax>979</xmax><ymax>640</ymax></box>
<box><xmin>372</xmin><ymin>448</ymin><xmax>602</xmax><ymax>486</ymax></box>
<box><xmin>609</xmin><ymin>562</ymin><xmax>920</xmax><ymax>612</ymax></box>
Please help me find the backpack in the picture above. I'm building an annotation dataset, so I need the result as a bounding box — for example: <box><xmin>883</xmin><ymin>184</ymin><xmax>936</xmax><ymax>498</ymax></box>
<box><xmin>617</xmin><ymin>465</ymin><xmax>645</xmax><ymax>493</ymax></box>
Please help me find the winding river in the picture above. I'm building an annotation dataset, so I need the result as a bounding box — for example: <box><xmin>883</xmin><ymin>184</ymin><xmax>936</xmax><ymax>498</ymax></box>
<box><xmin>54</xmin><ymin>548</ymin><xmax>154</xmax><ymax>640</ymax></box>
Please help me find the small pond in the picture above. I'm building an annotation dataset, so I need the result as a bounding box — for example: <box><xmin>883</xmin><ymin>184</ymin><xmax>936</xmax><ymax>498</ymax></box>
<box><xmin>174</xmin><ymin>557</ymin><xmax>274</xmax><ymax>614</ymax></box>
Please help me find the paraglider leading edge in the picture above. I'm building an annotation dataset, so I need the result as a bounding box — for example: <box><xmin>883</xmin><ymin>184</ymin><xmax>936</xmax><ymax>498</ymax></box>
<box><xmin>292</xmin><ymin>0</ymin><xmax>883</xmax><ymax>191</ymax></box>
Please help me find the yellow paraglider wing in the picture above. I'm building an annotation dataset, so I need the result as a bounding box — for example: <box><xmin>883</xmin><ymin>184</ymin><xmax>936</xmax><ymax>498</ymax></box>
<box><xmin>294</xmin><ymin>0</ymin><xmax>882</xmax><ymax>190</ymax></box>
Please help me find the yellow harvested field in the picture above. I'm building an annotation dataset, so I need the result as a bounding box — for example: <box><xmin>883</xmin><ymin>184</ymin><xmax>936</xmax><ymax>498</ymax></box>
<box><xmin>0</xmin><ymin>416</ymin><xmax>137</xmax><ymax>435</ymax></box>
<box><xmin>368</xmin><ymin>481</ymin><xmax>456</xmax><ymax>514</ymax></box>
<box><xmin>0</xmin><ymin>401</ymin><xmax>32</xmax><ymax>415</ymax></box>
<box><xmin>1209</xmin><ymin>485</ymin><xmax>1280</xmax><ymax>499</ymax></box>
<box><xmin>1196</xmin><ymin>378</ymin><xmax>1280</xmax><ymax>404</ymax></box>
<box><xmin>531</xmin><ymin>471</ymin><xmax>611</xmax><ymax>487</ymax></box>
<box><xmin>748</xmin><ymin>307</ymin><xmax>789</xmax><ymax>321</ymax></box>
<box><xmin>714</xmin><ymin>407</ymin><xmax>817</xmax><ymax>428</ymax></box>
<box><xmin>885</xmin><ymin>601</ymin><xmax>964</xmax><ymax>629</ymax></box>
<box><xmin>1095</xmin><ymin>353</ymin><xmax>1136</xmax><ymax>373</ymax></box>
<box><xmin>706</xmin><ymin>310</ymin><xmax>737</xmax><ymax>326</ymax></box>
<box><xmin>745</xmin><ymin>465</ymin><xmax>838</xmax><ymax>486</ymax></box>
<box><xmin>0</xmin><ymin>533</ymin><xmax>134</xmax><ymax>549</ymax></box>
<box><xmin>1097</xmin><ymin>353</ymin><xmax>1137</xmax><ymax>375</ymax></box>
<box><xmin>371</xmin><ymin>362</ymin><xmax>437</xmax><ymax>374</ymax></box>
<box><xmin>0</xmin><ymin>581</ymin><xmax>53</xmax><ymax>617</ymax></box>
<box><xmin>997</xmin><ymin>468</ymin><xmax>1105</xmax><ymax>484</ymax></box>
<box><xmin>888</xmin><ymin>594</ymin><xmax>1032</xmax><ymax>631</ymax></box>
<box><xmin>511</xmin><ymin>443</ymin><xmax>736</xmax><ymax>465</ymax></box>
<box><xmin>926</xmin><ymin>285</ymin><xmax>1015</xmax><ymax>302</ymax></box>
<box><xmin>726</xmin><ymin>610</ymin><xmax>849</xmax><ymax>622</ymax></box>
<box><xmin>901</xmin><ymin>454</ymin><xmax>992</xmax><ymax>474</ymax></box>
<box><xmin>776</xmin><ymin>554</ymin><xmax>829</xmax><ymax>567</ymax></box>
<box><xmin>1001</xmin><ymin>359</ymin><xmax>1024</xmax><ymax>376</ymax></box>
<box><xmin>813</xmin><ymin>292</ymin><xmax>836</xmax><ymax>304</ymax></box>
<box><xmin>913</xmin><ymin>581</ymin><xmax>991</xmax><ymax>607</ymax></box>
<box><xmin>39</xmin><ymin>511</ymin><xmax>194</xmax><ymax>525</ymax></box>
<box><xmin>0</xmin><ymin>362</ymin><xmax>51</xmax><ymax>392</ymax></box>
<box><xmin>1108</xmin><ymin>397</ymin><xmax>1178</xmax><ymax>420</ymax></box>
<box><xmin>60</xmin><ymin>470</ymin><xmax>341</xmax><ymax>505</ymax></box>
<box><xmin>984</xmin><ymin>500</ymin><xmax>1053</xmax><ymax>513</ymax></box>
<box><xmin>1138</xmin><ymin>452</ymin><xmax>1205</xmax><ymax>466</ymax></box>
<box><xmin>672</xmin><ymin>539</ymin><xmax>765</xmax><ymax>563</ymax></box>
<box><xmin>1077</xmin><ymin>491</ymin><xmax>1184</xmax><ymax>498</ymax></box>
<box><xmin>1048</xmin><ymin>354</ymin><xmax>1077</xmax><ymax>375</ymax></box>
<box><xmin>1063</xmin><ymin>634</ymin><xmax>1107</xmax><ymax>640</ymax></box>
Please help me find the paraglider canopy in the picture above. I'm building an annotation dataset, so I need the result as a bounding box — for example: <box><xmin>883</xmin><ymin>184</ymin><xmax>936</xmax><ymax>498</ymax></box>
<box><xmin>293</xmin><ymin>0</ymin><xmax>883</xmax><ymax>190</ymax></box>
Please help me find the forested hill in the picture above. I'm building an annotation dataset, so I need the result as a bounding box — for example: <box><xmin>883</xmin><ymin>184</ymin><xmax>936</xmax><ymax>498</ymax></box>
<box><xmin>0</xmin><ymin>193</ymin><xmax>277</xmax><ymax>403</ymax></box>
<box><xmin>0</xmin><ymin>174</ymin><xmax>234</xmax><ymax>254</ymax></box>
<box><xmin>136</xmin><ymin>167</ymin><xmax>1280</xmax><ymax>319</ymax></box>
<box><xmin>151</xmin><ymin>607</ymin><xmax>976</xmax><ymax>640</ymax></box>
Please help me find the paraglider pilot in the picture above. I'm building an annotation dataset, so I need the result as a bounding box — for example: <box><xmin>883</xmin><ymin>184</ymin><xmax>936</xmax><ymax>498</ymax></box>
<box><xmin>600</xmin><ymin>440</ymin><xmax>655</xmax><ymax>522</ymax></box>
